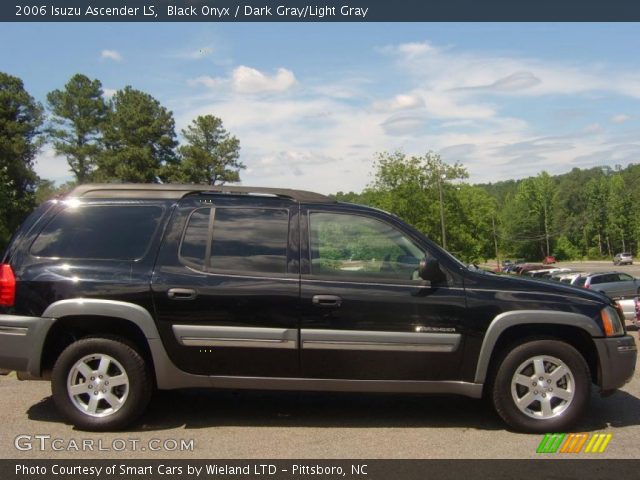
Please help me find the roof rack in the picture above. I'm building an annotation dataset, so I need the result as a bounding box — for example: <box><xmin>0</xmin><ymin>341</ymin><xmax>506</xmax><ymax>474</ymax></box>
<box><xmin>66</xmin><ymin>184</ymin><xmax>334</xmax><ymax>203</ymax></box>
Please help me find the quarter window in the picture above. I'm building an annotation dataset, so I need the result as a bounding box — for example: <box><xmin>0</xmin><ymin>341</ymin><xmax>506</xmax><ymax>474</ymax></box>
<box><xmin>30</xmin><ymin>205</ymin><xmax>163</xmax><ymax>260</ymax></box>
<box><xmin>309</xmin><ymin>212</ymin><xmax>423</xmax><ymax>281</ymax></box>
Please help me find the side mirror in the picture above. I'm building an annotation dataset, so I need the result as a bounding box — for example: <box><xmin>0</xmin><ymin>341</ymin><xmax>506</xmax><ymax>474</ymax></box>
<box><xmin>419</xmin><ymin>256</ymin><xmax>444</xmax><ymax>282</ymax></box>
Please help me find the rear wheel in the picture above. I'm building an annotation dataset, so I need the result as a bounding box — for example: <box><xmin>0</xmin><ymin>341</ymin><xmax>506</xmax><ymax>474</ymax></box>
<box><xmin>52</xmin><ymin>337</ymin><xmax>153</xmax><ymax>431</ymax></box>
<box><xmin>491</xmin><ymin>339</ymin><xmax>590</xmax><ymax>432</ymax></box>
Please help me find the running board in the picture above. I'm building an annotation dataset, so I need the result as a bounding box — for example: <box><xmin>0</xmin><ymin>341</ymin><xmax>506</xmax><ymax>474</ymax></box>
<box><xmin>206</xmin><ymin>376</ymin><xmax>483</xmax><ymax>398</ymax></box>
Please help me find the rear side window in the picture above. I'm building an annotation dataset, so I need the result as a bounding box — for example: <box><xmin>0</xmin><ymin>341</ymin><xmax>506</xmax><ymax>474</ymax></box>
<box><xmin>591</xmin><ymin>274</ymin><xmax>616</xmax><ymax>284</ymax></box>
<box><xmin>31</xmin><ymin>205</ymin><xmax>163</xmax><ymax>260</ymax></box>
<box><xmin>180</xmin><ymin>207</ymin><xmax>289</xmax><ymax>274</ymax></box>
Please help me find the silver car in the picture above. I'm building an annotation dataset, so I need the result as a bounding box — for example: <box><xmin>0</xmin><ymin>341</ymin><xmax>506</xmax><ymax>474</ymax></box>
<box><xmin>575</xmin><ymin>271</ymin><xmax>640</xmax><ymax>299</ymax></box>
<box><xmin>613</xmin><ymin>252</ymin><xmax>633</xmax><ymax>265</ymax></box>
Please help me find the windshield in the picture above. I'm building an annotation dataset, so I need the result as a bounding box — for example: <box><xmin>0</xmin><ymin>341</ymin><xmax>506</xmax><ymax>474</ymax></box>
<box><xmin>574</xmin><ymin>276</ymin><xmax>587</xmax><ymax>287</ymax></box>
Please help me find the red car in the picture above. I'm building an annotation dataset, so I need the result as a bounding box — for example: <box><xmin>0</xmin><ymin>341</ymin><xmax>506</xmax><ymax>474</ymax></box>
<box><xmin>543</xmin><ymin>256</ymin><xmax>557</xmax><ymax>265</ymax></box>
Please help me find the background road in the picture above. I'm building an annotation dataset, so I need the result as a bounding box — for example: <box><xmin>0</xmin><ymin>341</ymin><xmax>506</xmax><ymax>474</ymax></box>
<box><xmin>1</xmin><ymin>262</ymin><xmax>639</xmax><ymax>460</ymax></box>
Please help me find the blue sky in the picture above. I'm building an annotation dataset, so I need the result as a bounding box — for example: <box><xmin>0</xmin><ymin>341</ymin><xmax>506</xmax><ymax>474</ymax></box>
<box><xmin>1</xmin><ymin>23</ymin><xmax>639</xmax><ymax>193</ymax></box>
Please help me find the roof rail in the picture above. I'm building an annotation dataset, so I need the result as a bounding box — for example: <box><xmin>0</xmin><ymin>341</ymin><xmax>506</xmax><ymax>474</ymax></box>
<box><xmin>66</xmin><ymin>184</ymin><xmax>334</xmax><ymax>203</ymax></box>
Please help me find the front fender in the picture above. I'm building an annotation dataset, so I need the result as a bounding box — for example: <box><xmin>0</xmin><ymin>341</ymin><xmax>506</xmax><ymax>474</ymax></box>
<box><xmin>473</xmin><ymin>310</ymin><xmax>601</xmax><ymax>384</ymax></box>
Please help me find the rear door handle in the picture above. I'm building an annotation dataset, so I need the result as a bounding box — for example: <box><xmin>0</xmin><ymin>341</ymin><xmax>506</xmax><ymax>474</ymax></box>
<box><xmin>167</xmin><ymin>288</ymin><xmax>197</xmax><ymax>300</ymax></box>
<box><xmin>312</xmin><ymin>295</ymin><xmax>342</xmax><ymax>308</ymax></box>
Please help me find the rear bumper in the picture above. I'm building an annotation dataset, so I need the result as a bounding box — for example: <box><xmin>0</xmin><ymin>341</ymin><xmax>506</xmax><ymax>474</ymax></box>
<box><xmin>594</xmin><ymin>335</ymin><xmax>637</xmax><ymax>391</ymax></box>
<box><xmin>0</xmin><ymin>315</ymin><xmax>56</xmax><ymax>377</ymax></box>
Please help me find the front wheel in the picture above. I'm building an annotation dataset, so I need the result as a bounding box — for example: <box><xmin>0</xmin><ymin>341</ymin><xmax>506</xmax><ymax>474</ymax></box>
<box><xmin>52</xmin><ymin>337</ymin><xmax>153</xmax><ymax>431</ymax></box>
<box><xmin>491</xmin><ymin>339</ymin><xmax>590</xmax><ymax>433</ymax></box>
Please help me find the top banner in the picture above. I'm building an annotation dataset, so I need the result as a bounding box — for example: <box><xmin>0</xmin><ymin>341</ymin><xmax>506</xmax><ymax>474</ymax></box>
<box><xmin>5</xmin><ymin>0</ymin><xmax>640</xmax><ymax>22</ymax></box>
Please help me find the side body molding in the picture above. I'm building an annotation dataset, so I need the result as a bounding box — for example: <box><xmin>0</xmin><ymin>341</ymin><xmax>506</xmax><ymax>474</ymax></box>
<box><xmin>473</xmin><ymin>310</ymin><xmax>602</xmax><ymax>384</ymax></box>
<box><xmin>42</xmin><ymin>299</ymin><xmax>210</xmax><ymax>389</ymax></box>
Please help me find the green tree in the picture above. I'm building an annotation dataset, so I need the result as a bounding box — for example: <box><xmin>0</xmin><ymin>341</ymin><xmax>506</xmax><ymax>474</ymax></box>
<box><xmin>97</xmin><ymin>86</ymin><xmax>177</xmax><ymax>182</ymax></box>
<box><xmin>365</xmin><ymin>150</ymin><xmax>469</xmax><ymax>255</ymax></box>
<box><xmin>0</xmin><ymin>72</ymin><xmax>44</xmax><ymax>249</ymax></box>
<box><xmin>46</xmin><ymin>74</ymin><xmax>108</xmax><ymax>183</ymax></box>
<box><xmin>607</xmin><ymin>174</ymin><xmax>633</xmax><ymax>253</ymax></box>
<box><xmin>584</xmin><ymin>176</ymin><xmax>610</xmax><ymax>257</ymax></box>
<box><xmin>170</xmin><ymin>115</ymin><xmax>243</xmax><ymax>185</ymax></box>
<box><xmin>517</xmin><ymin>171</ymin><xmax>557</xmax><ymax>257</ymax></box>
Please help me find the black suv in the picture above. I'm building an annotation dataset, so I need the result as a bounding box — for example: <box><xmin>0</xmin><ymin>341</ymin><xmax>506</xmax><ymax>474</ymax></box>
<box><xmin>0</xmin><ymin>184</ymin><xmax>636</xmax><ymax>432</ymax></box>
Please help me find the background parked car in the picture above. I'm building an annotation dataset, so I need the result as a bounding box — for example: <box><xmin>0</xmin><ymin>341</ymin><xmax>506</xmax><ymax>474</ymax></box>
<box><xmin>555</xmin><ymin>272</ymin><xmax>589</xmax><ymax>284</ymax></box>
<box><xmin>617</xmin><ymin>297</ymin><xmax>639</xmax><ymax>322</ymax></box>
<box><xmin>543</xmin><ymin>255</ymin><xmax>557</xmax><ymax>265</ymax></box>
<box><xmin>576</xmin><ymin>271</ymin><xmax>640</xmax><ymax>299</ymax></box>
<box><xmin>614</xmin><ymin>252</ymin><xmax>633</xmax><ymax>265</ymax></box>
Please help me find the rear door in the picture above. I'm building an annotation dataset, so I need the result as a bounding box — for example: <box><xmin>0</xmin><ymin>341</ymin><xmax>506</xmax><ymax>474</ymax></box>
<box><xmin>298</xmin><ymin>205</ymin><xmax>467</xmax><ymax>381</ymax></box>
<box><xmin>151</xmin><ymin>195</ymin><xmax>300</xmax><ymax>377</ymax></box>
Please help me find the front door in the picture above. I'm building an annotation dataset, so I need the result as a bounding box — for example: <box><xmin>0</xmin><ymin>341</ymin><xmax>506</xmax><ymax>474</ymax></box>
<box><xmin>299</xmin><ymin>206</ymin><xmax>467</xmax><ymax>381</ymax></box>
<box><xmin>152</xmin><ymin>195</ymin><xmax>300</xmax><ymax>377</ymax></box>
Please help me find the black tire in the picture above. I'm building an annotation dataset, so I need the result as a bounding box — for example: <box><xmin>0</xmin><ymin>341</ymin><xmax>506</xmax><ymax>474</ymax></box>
<box><xmin>51</xmin><ymin>337</ymin><xmax>153</xmax><ymax>431</ymax></box>
<box><xmin>491</xmin><ymin>339</ymin><xmax>590</xmax><ymax>433</ymax></box>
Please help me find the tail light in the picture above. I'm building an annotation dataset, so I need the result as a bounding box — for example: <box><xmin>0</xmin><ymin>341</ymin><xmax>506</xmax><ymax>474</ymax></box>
<box><xmin>0</xmin><ymin>264</ymin><xmax>16</xmax><ymax>307</ymax></box>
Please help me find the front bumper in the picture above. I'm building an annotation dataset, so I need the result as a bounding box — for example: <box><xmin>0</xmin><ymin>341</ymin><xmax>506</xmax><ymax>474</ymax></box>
<box><xmin>0</xmin><ymin>314</ymin><xmax>56</xmax><ymax>377</ymax></box>
<box><xmin>594</xmin><ymin>335</ymin><xmax>637</xmax><ymax>391</ymax></box>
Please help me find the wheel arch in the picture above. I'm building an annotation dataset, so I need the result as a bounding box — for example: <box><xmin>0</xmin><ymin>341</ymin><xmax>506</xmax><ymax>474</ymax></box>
<box><xmin>40</xmin><ymin>299</ymin><xmax>208</xmax><ymax>389</ymax></box>
<box><xmin>474</xmin><ymin>310</ymin><xmax>602</xmax><ymax>386</ymax></box>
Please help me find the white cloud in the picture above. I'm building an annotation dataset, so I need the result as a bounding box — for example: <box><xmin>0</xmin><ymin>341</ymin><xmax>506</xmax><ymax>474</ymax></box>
<box><xmin>232</xmin><ymin>66</ymin><xmax>296</xmax><ymax>93</ymax></box>
<box><xmin>100</xmin><ymin>49</ymin><xmax>122</xmax><ymax>62</ymax></box>
<box><xmin>381</xmin><ymin>40</ymin><xmax>640</xmax><ymax>99</ymax></box>
<box><xmin>188</xmin><ymin>76</ymin><xmax>220</xmax><ymax>89</ymax></box>
<box><xmin>373</xmin><ymin>93</ymin><xmax>424</xmax><ymax>112</ymax></box>
<box><xmin>103</xmin><ymin>88</ymin><xmax>117</xmax><ymax>98</ymax></box>
<box><xmin>189</xmin><ymin>66</ymin><xmax>297</xmax><ymax>94</ymax></box>
<box><xmin>163</xmin><ymin>39</ymin><xmax>640</xmax><ymax>193</ymax></box>
<box><xmin>611</xmin><ymin>114</ymin><xmax>631</xmax><ymax>124</ymax></box>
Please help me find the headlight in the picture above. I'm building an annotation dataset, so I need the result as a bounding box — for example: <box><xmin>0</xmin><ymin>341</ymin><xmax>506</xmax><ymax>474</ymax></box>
<box><xmin>601</xmin><ymin>306</ymin><xmax>625</xmax><ymax>336</ymax></box>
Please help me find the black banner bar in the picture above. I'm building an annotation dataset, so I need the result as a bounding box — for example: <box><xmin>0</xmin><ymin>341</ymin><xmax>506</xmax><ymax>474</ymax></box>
<box><xmin>4</xmin><ymin>0</ymin><xmax>640</xmax><ymax>22</ymax></box>
<box><xmin>2</xmin><ymin>459</ymin><xmax>640</xmax><ymax>480</ymax></box>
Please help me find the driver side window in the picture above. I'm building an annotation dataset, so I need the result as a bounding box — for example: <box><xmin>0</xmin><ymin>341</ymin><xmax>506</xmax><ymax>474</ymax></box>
<box><xmin>309</xmin><ymin>212</ymin><xmax>424</xmax><ymax>281</ymax></box>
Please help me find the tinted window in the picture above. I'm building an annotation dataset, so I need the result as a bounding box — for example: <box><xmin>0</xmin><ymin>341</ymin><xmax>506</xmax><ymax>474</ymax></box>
<box><xmin>209</xmin><ymin>208</ymin><xmax>289</xmax><ymax>274</ymax></box>
<box><xmin>31</xmin><ymin>205</ymin><xmax>163</xmax><ymax>260</ymax></box>
<box><xmin>309</xmin><ymin>212</ymin><xmax>423</xmax><ymax>281</ymax></box>
<box><xmin>592</xmin><ymin>274</ymin><xmax>616</xmax><ymax>284</ymax></box>
<box><xmin>180</xmin><ymin>208</ymin><xmax>211</xmax><ymax>268</ymax></box>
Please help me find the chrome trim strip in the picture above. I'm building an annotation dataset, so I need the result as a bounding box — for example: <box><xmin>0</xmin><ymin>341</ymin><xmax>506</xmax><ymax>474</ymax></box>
<box><xmin>208</xmin><ymin>376</ymin><xmax>482</xmax><ymax>398</ymax></box>
<box><xmin>172</xmin><ymin>325</ymin><xmax>298</xmax><ymax>349</ymax></box>
<box><xmin>301</xmin><ymin>329</ymin><xmax>461</xmax><ymax>352</ymax></box>
<box><xmin>184</xmin><ymin>265</ymin><xmax>299</xmax><ymax>282</ymax></box>
<box><xmin>302</xmin><ymin>278</ymin><xmax>438</xmax><ymax>289</ymax></box>
<box><xmin>0</xmin><ymin>326</ymin><xmax>28</xmax><ymax>336</ymax></box>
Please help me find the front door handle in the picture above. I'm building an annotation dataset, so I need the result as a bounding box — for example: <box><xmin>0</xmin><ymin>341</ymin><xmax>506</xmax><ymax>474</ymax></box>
<box><xmin>312</xmin><ymin>295</ymin><xmax>342</xmax><ymax>308</ymax></box>
<box><xmin>167</xmin><ymin>288</ymin><xmax>197</xmax><ymax>300</ymax></box>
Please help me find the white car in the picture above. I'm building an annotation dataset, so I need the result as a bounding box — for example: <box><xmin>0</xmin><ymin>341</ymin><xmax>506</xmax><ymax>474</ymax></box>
<box><xmin>617</xmin><ymin>298</ymin><xmax>639</xmax><ymax>325</ymax></box>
